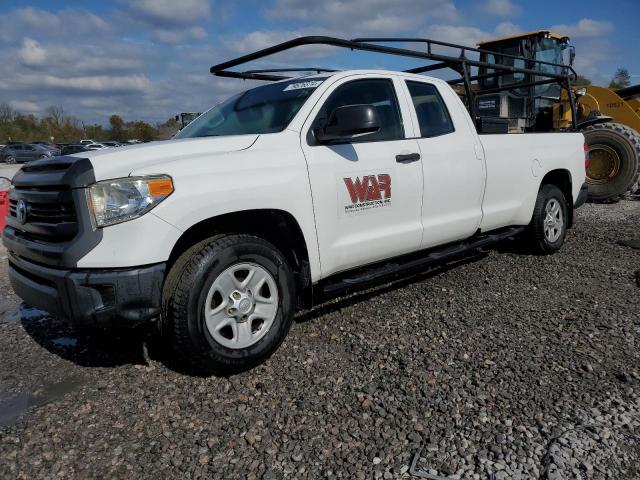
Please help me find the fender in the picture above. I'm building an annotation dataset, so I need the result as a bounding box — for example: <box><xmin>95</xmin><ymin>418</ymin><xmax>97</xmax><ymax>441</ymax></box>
<box><xmin>575</xmin><ymin>116</ymin><xmax>613</xmax><ymax>131</ymax></box>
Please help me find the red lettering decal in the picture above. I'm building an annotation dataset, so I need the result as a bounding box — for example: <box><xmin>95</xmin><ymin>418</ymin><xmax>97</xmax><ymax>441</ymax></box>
<box><xmin>378</xmin><ymin>174</ymin><xmax>391</xmax><ymax>199</ymax></box>
<box><xmin>367</xmin><ymin>175</ymin><xmax>381</xmax><ymax>200</ymax></box>
<box><xmin>343</xmin><ymin>176</ymin><xmax>370</xmax><ymax>203</ymax></box>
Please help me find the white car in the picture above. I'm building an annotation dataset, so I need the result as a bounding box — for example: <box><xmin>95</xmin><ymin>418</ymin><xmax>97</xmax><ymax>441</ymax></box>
<box><xmin>85</xmin><ymin>143</ymin><xmax>108</xmax><ymax>150</ymax></box>
<box><xmin>3</xmin><ymin>62</ymin><xmax>587</xmax><ymax>373</ymax></box>
<box><xmin>79</xmin><ymin>139</ymin><xmax>96</xmax><ymax>145</ymax></box>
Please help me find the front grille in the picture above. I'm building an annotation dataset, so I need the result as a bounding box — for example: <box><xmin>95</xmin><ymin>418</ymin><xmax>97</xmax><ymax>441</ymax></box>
<box><xmin>3</xmin><ymin>155</ymin><xmax>98</xmax><ymax>268</ymax></box>
<box><xmin>9</xmin><ymin>198</ymin><xmax>77</xmax><ymax>224</ymax></box>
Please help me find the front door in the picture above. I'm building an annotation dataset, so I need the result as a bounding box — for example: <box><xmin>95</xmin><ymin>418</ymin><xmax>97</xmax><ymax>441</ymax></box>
<box><xmin>302</xmin><ymin>76</ymin><xmax>424</xmax><ymax>278</ymax></box>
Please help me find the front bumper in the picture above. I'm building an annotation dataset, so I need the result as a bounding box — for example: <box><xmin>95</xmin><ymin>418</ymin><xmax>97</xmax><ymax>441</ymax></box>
<box><xmin>8</xmin><ymin>252</ymin><xmax>165</xmax><ymax>327</ymax></box>
<box><xmin>574</xmin><ymin>182</ymin><xmax>589</xmax><ymax>209</ymax></box>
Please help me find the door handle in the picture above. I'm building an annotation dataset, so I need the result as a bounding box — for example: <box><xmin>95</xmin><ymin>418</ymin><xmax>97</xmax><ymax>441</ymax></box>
<box><xmin>395</xmin><ymin>153</ymin><xmax>421</xmax><ymax>163</ymax></box>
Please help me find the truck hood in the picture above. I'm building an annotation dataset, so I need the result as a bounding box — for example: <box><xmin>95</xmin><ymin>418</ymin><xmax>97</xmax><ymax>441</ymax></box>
<box><xmin>76</xmin><ymin>135</ymin><xmax>259</xmax><ymax>181</ymax></box>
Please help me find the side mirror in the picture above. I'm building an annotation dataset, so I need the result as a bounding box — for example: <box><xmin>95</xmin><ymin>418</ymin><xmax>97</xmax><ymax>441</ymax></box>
<box><xmin>0</xmin><ymin>177</ymin><xmax>11</xmax><ymax>191</ymax></box>
<box><xmin>316</xmin><ymin>104</ymin><xmax>380</xmax><ymax>143</ymax></box>
<box><xmin>575</xmin><ymin>87</ymin><xmax>587</xmax><ymax>98</ymax></box>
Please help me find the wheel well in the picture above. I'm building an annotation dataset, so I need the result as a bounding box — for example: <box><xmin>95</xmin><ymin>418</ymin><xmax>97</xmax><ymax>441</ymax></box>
<box><xmin>167</xmin><ymin>209</ymin><xmax>312</xmax><ymax>307</ymax></box>
<box><xmin>541</xmin><ymin>169</ymin><xmax>574</xmax><ymax>227</ymax></box>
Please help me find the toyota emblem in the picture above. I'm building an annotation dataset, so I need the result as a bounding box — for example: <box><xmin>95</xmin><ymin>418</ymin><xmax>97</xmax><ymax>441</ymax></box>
<box><xmin>16</xmin><ymin>199</ymin><xmax>27</xmax><ymax>224</ymax></box>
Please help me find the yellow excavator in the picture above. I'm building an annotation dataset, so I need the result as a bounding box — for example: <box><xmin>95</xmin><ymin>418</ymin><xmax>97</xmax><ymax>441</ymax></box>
<box><xmin>476</xmin><ymin>31</ymin><xmax>640</xmax><ymax>201</ymax></box>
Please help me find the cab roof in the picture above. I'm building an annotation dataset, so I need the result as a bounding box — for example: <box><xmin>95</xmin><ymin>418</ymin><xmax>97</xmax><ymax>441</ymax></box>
<box><xmin>477</xmin><ymin>30</ymin><xmax>569</xmax><ymax>46</ymax></box>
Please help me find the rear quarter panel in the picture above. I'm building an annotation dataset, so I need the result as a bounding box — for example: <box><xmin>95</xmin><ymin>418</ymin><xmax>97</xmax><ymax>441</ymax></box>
<box><xmin>479</xmin><ymin>132</ymin><xmax>585</xmax><ymax>231</ymax></box>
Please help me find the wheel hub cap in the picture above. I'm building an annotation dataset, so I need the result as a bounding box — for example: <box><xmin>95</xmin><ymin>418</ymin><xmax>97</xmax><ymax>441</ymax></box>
<box><xmin>544</xmin><ymin>199</ymin><xmax>564</xmax><ymax>243</ymax></box>
<box><xmin>203</xmin><ymin>262</ymin><xmax>278</xmax><ymax>349</ymax></box>
<box><xmin>586</xmin><ymin>144</ymin><xmax>621</xmax><ymax>184</ymax></box>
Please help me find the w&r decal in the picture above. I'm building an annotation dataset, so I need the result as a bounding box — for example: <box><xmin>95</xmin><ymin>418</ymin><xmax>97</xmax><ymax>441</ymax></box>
<box><xmin>343</xmin><ymin>174</ymin><xmax>391</xmax><ymax>213</ymax></box>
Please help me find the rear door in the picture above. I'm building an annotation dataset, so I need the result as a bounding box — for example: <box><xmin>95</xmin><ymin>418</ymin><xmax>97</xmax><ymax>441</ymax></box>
<box><xmin>301</xmin><ymin>75</ymin><xmax>424</xmax><ymax>278</ymax></box>
<box><xmin>400</xmin><ymin>78</ymin><xmax>485</xmax><ymax>248</ymax></box>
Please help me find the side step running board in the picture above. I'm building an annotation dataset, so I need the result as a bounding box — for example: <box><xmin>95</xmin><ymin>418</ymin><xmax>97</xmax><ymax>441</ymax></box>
<box><xmin>319</xmin><ymin>227</ymin><xmax>524</xmax><ymax>297</ymax></box>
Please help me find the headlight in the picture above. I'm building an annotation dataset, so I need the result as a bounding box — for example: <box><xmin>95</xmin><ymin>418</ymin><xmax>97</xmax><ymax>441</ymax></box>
<box><xmin>87</xmin><ymin>175</ymin><xmax>174</xmax><ymax>228</ymax></box>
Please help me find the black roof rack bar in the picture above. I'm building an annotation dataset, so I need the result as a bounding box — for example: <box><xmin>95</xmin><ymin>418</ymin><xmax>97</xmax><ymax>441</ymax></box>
<box><xmin>474</xmin><ymin>77</ymin><xmax>560</xmax><ymax>96</ymax></box>
<box><xmin>210</xmin><ymin>36</ymin><xmax>574</xmax><ymax>83</ymax></box>
<box><xmin>209</xmin><ymin>35</ymin><xmax>578</xmax><ymax>129</ymax></box>
<box><xmin>214</xmin><ymin>67</ymin><xmax>340</xmax><ymax>82</ymax></box>
<box><xmin>448</xmin><ymin>69</ymin><xmax>520</xmax><ymax>85</ymax></box>
<box><xmin>244</xmin><ymin>68</ymin><xmax>339</xmax><ymax>74</ymax></box>
<box><xmin>405</xmin><ymin>62</ymin><xmax>451</xmax><ymax>74</ymax></box>
<box><xmin>214</xmin><ymin>70</ymin><xmax>289</xmax><ymax>81</ymax></box>
<box><xmin>352</xmin><ymin>37</ymin><xmax>575</xmax><ymax>75</ymax></box>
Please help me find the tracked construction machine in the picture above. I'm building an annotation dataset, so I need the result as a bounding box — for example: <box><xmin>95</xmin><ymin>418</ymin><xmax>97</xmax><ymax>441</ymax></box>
<box><xmin>476</xmin><ymin>31</ymin><xmax>640</xmax><ymax>202</ymax></box>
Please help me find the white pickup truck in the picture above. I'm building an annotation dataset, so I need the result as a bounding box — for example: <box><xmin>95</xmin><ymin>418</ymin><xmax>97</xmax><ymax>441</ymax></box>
<box><xmin>3</xmin><ymin>69</ymin><xmax>588</xmax><ymax>372</ymax></box>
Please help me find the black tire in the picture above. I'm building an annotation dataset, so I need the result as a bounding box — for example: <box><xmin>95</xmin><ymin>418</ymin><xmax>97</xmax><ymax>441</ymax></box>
<box><xmin>5</xmin><ymin>155</ymin><xmax>16</xmax><ymax>164</ymax></box>
<box><xmin>583</xmin><ymin>123</ymin><xmax>640</xmax><ymax>202</ymax></box>
<box><xmin>163</xmin><ymin>234</ymin><xmax>296</xmax><ymax>374</ymax></box>
<box><xmin>38</xmin><ymin>155</ymin><xmax>48</xmax><ymax>160</ymax></box>
<box><xmin>526</xmin><ymin>184</ymin><xmax>569</xmax><ymax>255</ymax></box>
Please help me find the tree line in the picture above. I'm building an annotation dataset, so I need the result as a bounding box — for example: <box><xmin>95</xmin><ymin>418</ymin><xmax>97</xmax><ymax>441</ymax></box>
<box><xmin>0</xmin><ymin>104</ymin><xmax>180</xmax><ymax>144</ymax></box>
<box><xmin>574</xmin><ymin>67</ymin><xmax>632</xmax><ymax>89</ymax></box>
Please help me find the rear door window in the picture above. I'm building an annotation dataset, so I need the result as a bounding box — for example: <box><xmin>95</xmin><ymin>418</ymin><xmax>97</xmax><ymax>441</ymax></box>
<box><xmin>405</xmin><ymin>81</ymin><xmax>455</xmax><ymax>138</ymax></box>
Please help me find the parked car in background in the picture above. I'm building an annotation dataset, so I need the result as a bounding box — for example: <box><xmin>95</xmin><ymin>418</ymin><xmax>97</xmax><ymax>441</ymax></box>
<box><xmin>85</xmin><ymin>143</ymin><xmax>108</xmax><ymax>150</ymax></box>
<box><xmin>1</xmin><ymin>143</ymin><xmax>60</xmax><ymax>164</ymax></box>
<box><xmin>102</xmin><ymin>141</ymin><xmax>124</xmax><ymax>148</ymax></box>
<box><xmin>61</xmin><ymin>144</ymin><xmax>90</xmax><ymax>155</ymax></box>
<box><xmin>79</xmin><ymin>139</ymin><xmax>97</xmax><ymax>145</ymax></box>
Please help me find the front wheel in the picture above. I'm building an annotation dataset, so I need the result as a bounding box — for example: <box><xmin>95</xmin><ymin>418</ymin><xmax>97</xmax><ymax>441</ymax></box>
<box><xmin>5</xmin><ymin>155</ymin><xmax>16</xmax><ymax>164</ymax></box>
<box><xmin>163</xmin><ymin>234</ymin><xmax>296</xmax><ymax>374</ymax></box>
<box><xmin>525</xmin><ymin>184</ymin><xmax>569</xmax><ymax>254</ymax></box>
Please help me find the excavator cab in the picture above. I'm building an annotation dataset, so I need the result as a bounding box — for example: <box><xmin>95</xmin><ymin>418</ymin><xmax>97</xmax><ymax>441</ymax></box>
<box><xmin>476</xmin><ymin>31</ymin><xmax>573</xmax><ymax>132</ymax></box>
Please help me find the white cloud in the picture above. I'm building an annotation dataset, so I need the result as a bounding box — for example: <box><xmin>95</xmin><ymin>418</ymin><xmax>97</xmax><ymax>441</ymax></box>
<box><xmin>152</xmin><ymin>26</ymin><xmax>208</xmax><ymax>43</ymax></box>
<box><xmin>0</xmin><ymin>7</ymin><xmax>110</xmax><ymax>42</ymax></box>
<box><xmin>8</xmin><ymin>100</ymin><xmax>41</xmax><ymax>115</ymax></box>
<box><xmin>494</xmin><ymin>21</ymin><xmax>521</xmax><ymax>36</ymax></box>
<box><xmin>550</xmin><ymin>18</ymin><xmax>614</xmax><ymax>39</ymax></box>
<box><xmin>120</xmin><ymin>0</ymin><xmax>211</xmax><ymax>44</ymax></box>
<box><xmin>9</xmin><ymin>73</ymin><xmax>151</xmax><ymax>93</ymax></box>
<box><xmin>482</xmin><ymin>0</ymin><xmax>521</xmax><ymax>18</ymax></box>
<box><xmin>266</xmin><ymin>0</ymin><xmax>458</xmax><ymax>35</ymax></box>
<box><xmin>422</xmin><ymin>25</ymin><xmax>492</xmax><ymax>48</ymax></box>
<box><xmin>123</xmin><ymin>0</ymin><xmax>211</xmax><ymax>26</ymax></box>
<box><xmin>19</xmin><ymin>38</ymin><xmax>46</xmax><ymax>66</ymax></box>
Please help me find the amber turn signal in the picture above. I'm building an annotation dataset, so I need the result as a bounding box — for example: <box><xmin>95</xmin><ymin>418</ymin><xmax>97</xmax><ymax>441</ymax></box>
<box><xmin>148</xmin><ymin>178</ymin><xmax>174</xmax><ymax>197</ymax></box>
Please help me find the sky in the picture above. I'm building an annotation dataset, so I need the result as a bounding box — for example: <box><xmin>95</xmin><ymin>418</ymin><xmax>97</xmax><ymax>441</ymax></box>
<box><xmin>1</xmin><ymin>0</ymin><xmax>638</xmax><ymax>125</ymax></box>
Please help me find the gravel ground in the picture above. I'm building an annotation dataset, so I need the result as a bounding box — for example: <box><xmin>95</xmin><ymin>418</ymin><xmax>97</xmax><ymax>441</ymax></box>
<box><xmin>0</xmin><ymin>201</ymin><xmax>638</xmax><ymax>479</ymax></box>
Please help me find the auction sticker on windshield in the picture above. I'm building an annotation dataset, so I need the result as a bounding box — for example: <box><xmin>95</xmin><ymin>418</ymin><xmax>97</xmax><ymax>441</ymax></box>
<box><xmin>283</xmin><ymin>80</ymin><xmax>323</xmax><ymax>91</ymax></box>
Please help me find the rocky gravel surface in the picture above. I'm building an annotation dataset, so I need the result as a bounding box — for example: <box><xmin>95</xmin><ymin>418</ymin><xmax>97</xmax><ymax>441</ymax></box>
<box><xmin>0</xmin><ymin>201</ymin><xmax>639</xmax><ymax>479</ymax></box>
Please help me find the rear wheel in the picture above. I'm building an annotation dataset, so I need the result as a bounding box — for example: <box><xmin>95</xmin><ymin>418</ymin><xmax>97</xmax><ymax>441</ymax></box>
<box><xmin>583</xmin><ymin>123</ymin><xmax>640</xmax><ymax>202</ymax></box>
<box><xmin>5</xmin><ymin>155</ymin><xmax>15</xmax><ymax>164</ymax></box>
<box><xmin>163</xmin><ymin>234</ymin><xmax>295</xmax><ymax>374</ymax></box>
<box><xmin>526</xmin><ymin>184</ymin><xmax>569</xmax><ymax>254</ymax></box>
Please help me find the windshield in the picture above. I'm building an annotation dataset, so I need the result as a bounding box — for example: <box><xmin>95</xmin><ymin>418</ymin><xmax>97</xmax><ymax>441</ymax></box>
<box><xmin>175</xmin><ymin>77</ymin><xmax>326</xmax><ymax>138</ymax></box>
